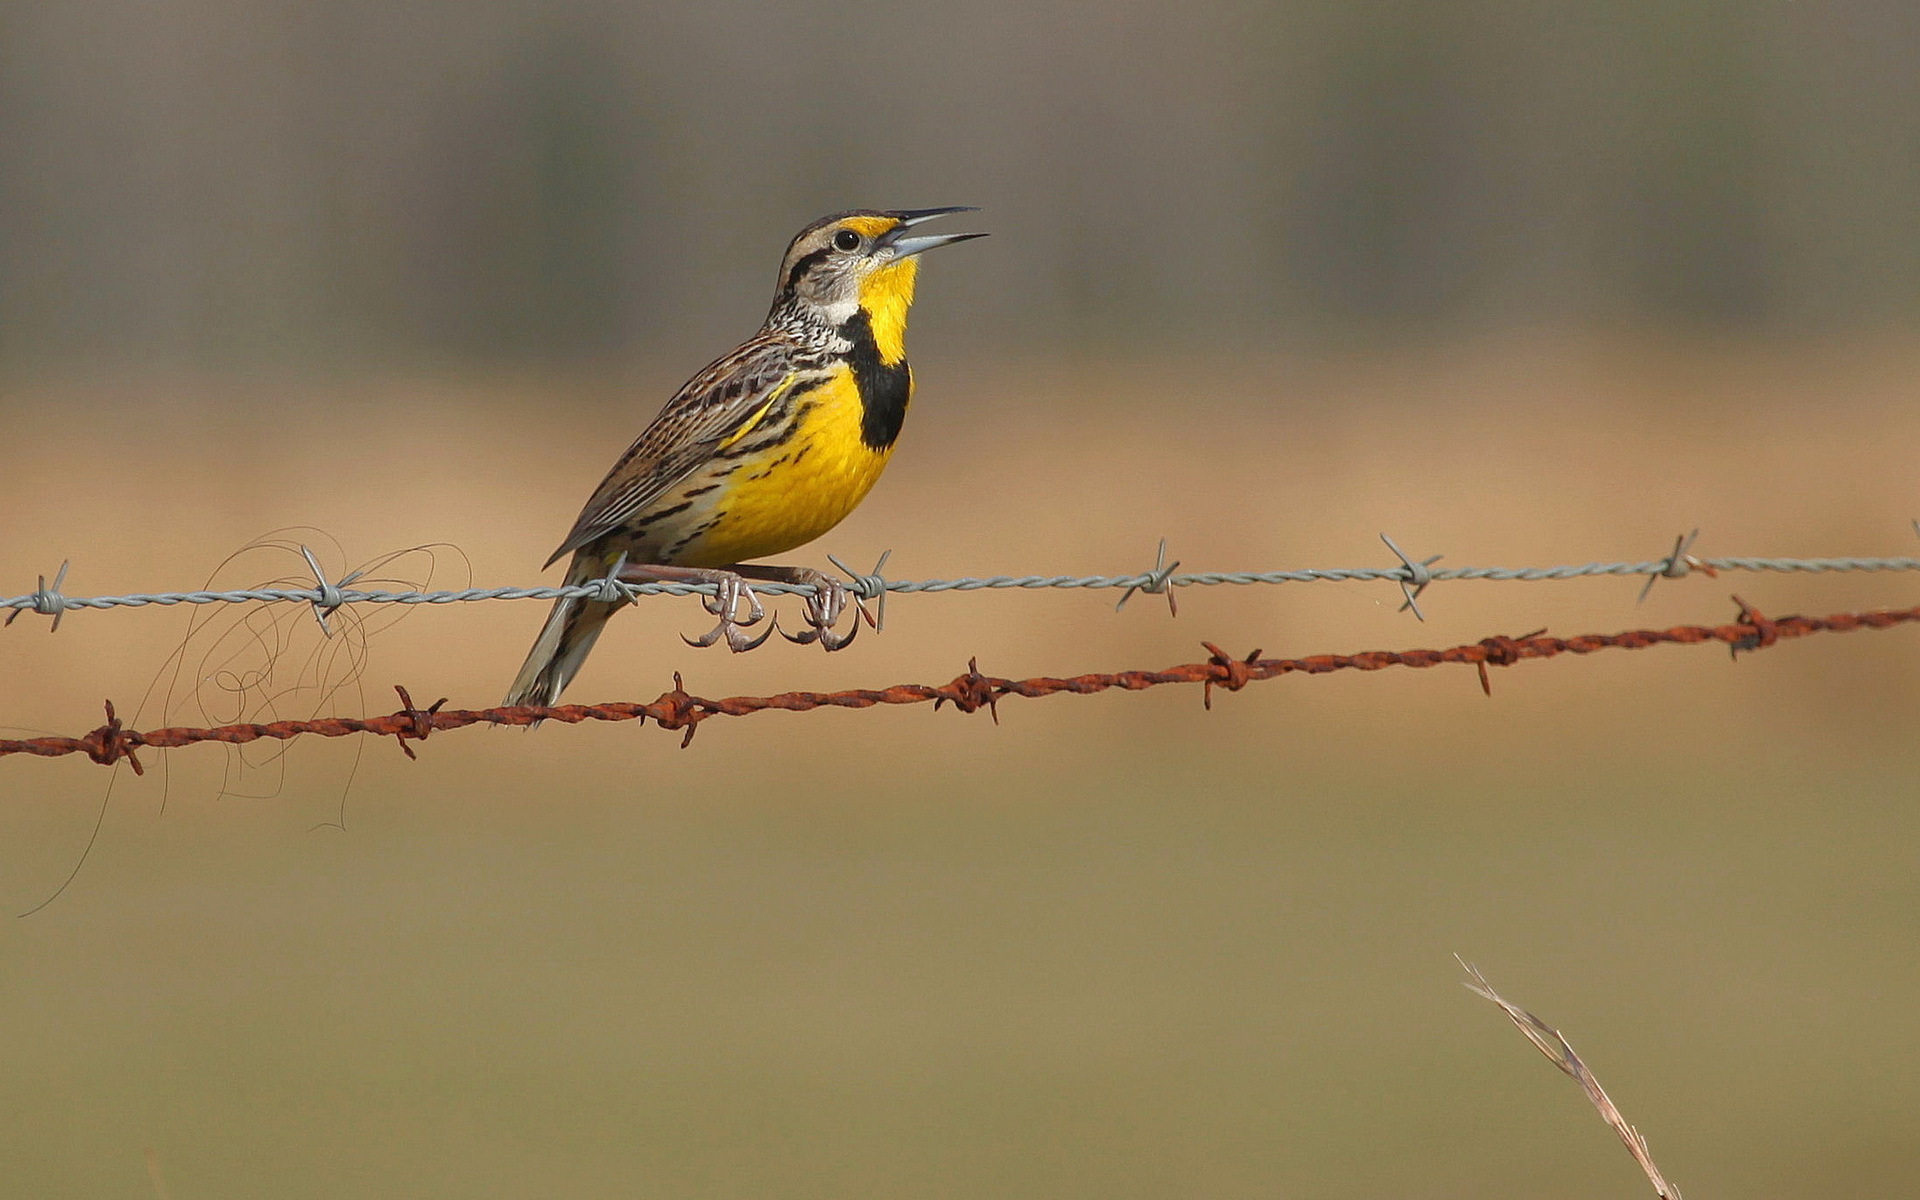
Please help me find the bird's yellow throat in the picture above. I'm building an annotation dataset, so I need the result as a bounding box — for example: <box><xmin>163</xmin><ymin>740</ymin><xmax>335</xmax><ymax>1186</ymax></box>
<box><xmin>855</xmin><ymin>256</ymin><xmax>920</xmax><ymax>365</ymax></box>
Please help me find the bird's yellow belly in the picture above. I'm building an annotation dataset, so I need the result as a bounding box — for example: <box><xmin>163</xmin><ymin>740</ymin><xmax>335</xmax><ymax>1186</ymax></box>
<box><xmin>675</xmin><ymin>372</ymin><xmax>896</xmax><ymax>568</ymax></box>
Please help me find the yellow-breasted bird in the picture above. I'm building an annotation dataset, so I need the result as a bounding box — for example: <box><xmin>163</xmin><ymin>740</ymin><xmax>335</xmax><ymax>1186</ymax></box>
<box><xmin>504</xmin><ymin>207</ymin><xmax>986</xmax><ymax>707</ymax></box>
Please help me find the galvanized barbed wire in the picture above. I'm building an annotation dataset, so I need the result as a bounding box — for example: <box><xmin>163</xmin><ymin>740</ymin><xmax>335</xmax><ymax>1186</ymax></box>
<box><xmin>9</xmin><ymin>529</ymin><xmax>1920</xmax><ymax>629</ymax></box>
<box><xmin>5</xmin><ymin>596</ymin><xmax>1916</xmax><ymax>769</ymax></box>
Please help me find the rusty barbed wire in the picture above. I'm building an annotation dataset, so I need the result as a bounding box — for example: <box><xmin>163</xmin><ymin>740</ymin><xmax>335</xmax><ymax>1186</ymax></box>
<box><xmin>8</xmin><ymin>528</ymin><xmax>1920</xmax><ymax>630</ymax></box>
<box><xmin>4</xmin><ymin>597</ymin><xmax>1914</xmax><ymax>770</ymax></box>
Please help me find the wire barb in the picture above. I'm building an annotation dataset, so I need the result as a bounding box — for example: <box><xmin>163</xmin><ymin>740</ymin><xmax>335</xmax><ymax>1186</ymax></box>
<box><xmin>298</xmin><ymin>544</ymin><xmax>361</xmax><ymax>636</ymax></box>
<box><xmin>650</xmin><ymin>671</ymin><xmax>709</xmax><ymax>747</ymax></box>
<box><xmin>1728</xmin><ymin>595</ymin><xmax>1778</xmax><ymax>657</ymax></box>
<box><xmin>1116</xmin><ymin>538</ymin><xmax>1181</xmax><ymax>617</ymax></box>
<box><xmin>1379</xmin><ymin>533</ymin><xmax>1441</xmax><ymax>621</ymax></box>
<box><xmin>1636</xmin><ymin>529</ymin><xmax>1710</xmax><ymax>603</ymax></box>
<box><xmin>1201</xmin><ymin>642</ymin><xmax>1262</xmax><ymax>709</ymax></box>
<box><xmin>79</xmin><ymin>699</ymin><xmax>145</xmax><ymax>774</ymax></box>
<box><xmin>933</xmin><ymin>656</ymin><xmax>1002</xmax><ymax>723</ymax></box>
<box><xmin>591</xmin><ymin>552</ymin><xmax>634</xmax><ymax>605</ymax></box>
<box><xmin>826</xmin><ymin>549</ymin><xmax>892</xmax><ymax>632</ymax></box>
<box><xmin>1473</xmin><ymin>628</ymin><xmax>1546</xmax><ymax>696</ymax></box>
<box><xmin>390</xmin><ymin>685</ymin><xmax>448</xmax><ymax>761</ymax></box>
<box><xmin>5</xmin><ymin>560</ymin><xmax>71</xmax><ymax>632</ymax></box>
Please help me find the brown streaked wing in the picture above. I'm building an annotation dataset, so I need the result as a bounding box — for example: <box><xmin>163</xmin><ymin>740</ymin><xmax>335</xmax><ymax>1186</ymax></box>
<box><xmin>545</xmin><ymin>333</ymin><xmax>814</xmax><ymax>566</ymax></box>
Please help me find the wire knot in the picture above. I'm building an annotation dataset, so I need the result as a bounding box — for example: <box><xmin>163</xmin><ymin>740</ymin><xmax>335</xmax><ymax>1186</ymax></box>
<box><xmin>1483</xmin><ymin>635</ymin><xmax>1526</xmax><ymax>668</ymax></box>
<box><xmin>1116</xmin><ymin>538</ymin><xmax>1181</xmax><ymax>617</ymax></box>
<box><xmin>6</xmin><ymin>561</ymin><xmax>72</xmax><ymax>632</ymax></box>
<box><xmin>827</xmin><ymin>550</ymin><xmax>892</xmax><ymax>631</ymax></box>
<box><xmin>1637</xmin><ymin>529</ymin><xmax>1714</xmax><ymax>603</ymax></box>
<box><xmin>1729</xmin><ymin>595</ymin><xmax>1779</xmax><ymax>657</ymax></box>
<box><xmin>591</xmin><ymin>552</ymin><xmax>634</xmax><ymax>604</ymax></box>
<box><xmin>82</xmin><ymin>700</ymin><xmax>145</xmax><ymax>774</ymax></box>
<box><xmin>299</xmin><ymin>545</ymin><xmax>369</xmax><ymax>636</ymax></box>
<box><xmin>1201</xmin><ymin>642</ymin><xmax>1263</xmax><ymax>709</ymax></box>
<box><xmin>1379</xmin><ymin>534</ymin><xmax>1441</xmax><ymax>621</ymax></box>
<box><xmin>1473</xmin><ymin>627</ymin><xmax>1546</xmax><ymax>695</ymax></box>
<box><xmin>934</xmin><ymin>657</ymin><xmax>1002</xmax><ymax>722</ymax></box>
<box><xmin>649</xmin><ymin>671</ymin><xmax>713</xmax><ymax>747</ymax></box>
<box><xmin>390</xmin><ymin>685</ymin><xmax>448</xmax><ymax>760</ymax></box>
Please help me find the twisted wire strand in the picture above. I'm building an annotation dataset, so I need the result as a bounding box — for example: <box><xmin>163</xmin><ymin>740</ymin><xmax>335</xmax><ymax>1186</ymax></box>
<box><xmin>8</xmin><ymin>554</ymin><xmax>1920</xmax><ymax>618</ymax></box>
<box><xmin>5</xmin><ymin>598</ymin><xmax>1917</xmax><ymax>769</ymax></box>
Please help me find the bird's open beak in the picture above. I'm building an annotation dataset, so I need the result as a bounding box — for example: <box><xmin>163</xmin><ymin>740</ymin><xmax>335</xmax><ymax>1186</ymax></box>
<box><xmin>883</xmin><ymin>207</ymin><xmax>988</xmax><ymax>258</ymax></box>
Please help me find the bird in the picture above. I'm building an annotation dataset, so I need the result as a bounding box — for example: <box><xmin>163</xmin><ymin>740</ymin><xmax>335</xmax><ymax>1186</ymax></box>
<box><xmin>504</xmin><ymin>207</ymin><xmax>986</xmax><ymax>708</ymax></box>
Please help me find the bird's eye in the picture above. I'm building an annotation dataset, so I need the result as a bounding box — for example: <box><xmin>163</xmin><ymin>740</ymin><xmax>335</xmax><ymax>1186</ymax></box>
<box><xmin>833</xmin><ymin>229</ymin><xmax>862</xmax><ymax>252</ymax></box>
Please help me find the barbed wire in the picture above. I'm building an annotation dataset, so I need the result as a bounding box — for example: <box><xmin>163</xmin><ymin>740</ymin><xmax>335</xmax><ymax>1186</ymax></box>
<box><xmin>5</xmin><ymin>596</ymin><xmax>1915</xmax><ymax>770</ymax></box>
<box><xmin>8</xmin><ymin>529</ymin><xmax>1920</xmax><ymax>630</ymax></box>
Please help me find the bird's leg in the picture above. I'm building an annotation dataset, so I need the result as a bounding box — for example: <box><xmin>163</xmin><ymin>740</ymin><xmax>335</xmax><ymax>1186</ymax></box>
<box><xmin>615</xmin><ymin>563</ymin><xmax>775</xmax><ymax>652</ymax></box>
<box><xmin>728</xmin><ymin>563</ymin><xmax>869</xmax><ymax>651</ymax></box>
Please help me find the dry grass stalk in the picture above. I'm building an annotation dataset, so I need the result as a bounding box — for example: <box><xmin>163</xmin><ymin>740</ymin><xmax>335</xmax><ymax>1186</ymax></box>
<box><xmin>143</xmin><ymin>1146</ymin><xmax>172</xmax><ymax>1200</ymax></box>
<box><xmin>1458</xmin><ymin>958</ymin><xmax>1681</xmax><ymax>1200</ymax></box>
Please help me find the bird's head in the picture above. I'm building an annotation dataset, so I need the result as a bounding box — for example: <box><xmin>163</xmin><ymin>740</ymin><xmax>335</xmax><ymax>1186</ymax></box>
<box><xmin>769</xmin><ymin>208</ymin><xmax>985</xmax><ymax>358</ymax></box>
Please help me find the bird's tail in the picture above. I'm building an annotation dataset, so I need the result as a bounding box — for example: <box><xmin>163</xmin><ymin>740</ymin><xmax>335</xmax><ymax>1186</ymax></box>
<box><xmin>503</xmin><ymin>555</ymin><xmax>623</xmax><ymax>708</ymax></box>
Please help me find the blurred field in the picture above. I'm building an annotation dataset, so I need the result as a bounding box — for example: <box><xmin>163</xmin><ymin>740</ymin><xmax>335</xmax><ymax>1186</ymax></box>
<box><xmin>4</xmin><ymin>335</ymin><xmax>1920</xmax><ymax>1197</ymax></box>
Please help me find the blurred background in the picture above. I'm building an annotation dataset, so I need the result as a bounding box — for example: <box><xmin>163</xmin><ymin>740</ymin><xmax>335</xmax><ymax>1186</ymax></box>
<box><xmin>3</xmin><ymin>2</ymin><xmax>1919</xmax><ymax>1196</ymax></box>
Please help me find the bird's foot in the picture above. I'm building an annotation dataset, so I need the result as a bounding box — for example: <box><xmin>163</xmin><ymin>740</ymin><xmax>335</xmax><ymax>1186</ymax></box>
<box><xmin>617</xmin><ymin>563</ymin><xmax>775</xmax><ymax>652</ymax></box>
<box><xmin>729</xmin><ymin>564</ymin><xmax>875</xmax><ymax>651</ymax></box>
<box><xmin>781</xmin><ymin>569</ymin><xmax>862</xmax><ymax>651</ymax></box>
<box><xmin>686</xmin><ymin>572</ymin><xmax>775</xmax><ymax>652</ymax></box>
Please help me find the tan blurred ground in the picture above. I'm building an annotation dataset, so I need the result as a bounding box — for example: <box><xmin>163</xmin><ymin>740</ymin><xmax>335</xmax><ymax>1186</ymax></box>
<box><xmin>3</xmin><ymin>336</ymin><xmax>1919</xmax><ymax>1197</ymax></box>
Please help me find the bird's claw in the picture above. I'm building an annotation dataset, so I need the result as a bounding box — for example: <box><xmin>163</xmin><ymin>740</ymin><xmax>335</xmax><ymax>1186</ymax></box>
<box><xmin>778</xmin><ymin>572</ymin><xmax>867</xmax><ymax>651</ymax></box>
<box><xmin>681</xmin><ymin>574</ymin><xmax>773</xmax><ymax>652</ymax></box>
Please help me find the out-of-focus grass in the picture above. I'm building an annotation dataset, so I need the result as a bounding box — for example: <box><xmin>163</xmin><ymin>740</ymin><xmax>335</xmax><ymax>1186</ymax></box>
<box><xmin>3</xmin><ymin>335</ymin><xmax>1918</xmax><ymax>1198</ymax></box>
